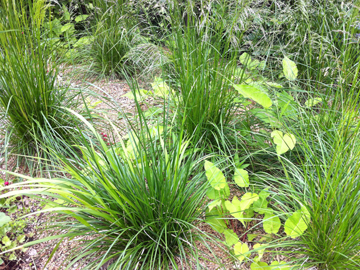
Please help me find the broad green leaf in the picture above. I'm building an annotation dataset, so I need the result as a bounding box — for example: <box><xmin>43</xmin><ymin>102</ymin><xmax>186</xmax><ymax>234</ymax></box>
<box><xmin>63</xmin><ymin>5</ymin><xmax>71</xmax><ymax>20</ymax></box>
<box><xmin>270</xmin><ymin>261</ymin><xmax>291</xmax><ymax>269</ymax></box>
<box><xmin>240</xmin><ymin>193</ymin><xmax>259</xmax><ymax>210</ymax></box>
<box><xmin>208</xmin><ymin>199</ymin><xmax>222</xmax><ymax>212</ymax></box>
<box><xmin>267</xmin><ymin>82</ymin><xmax>283</xmax><ymax>88</ymax></box>
<box><xmin>253</xmin><ymin>244</ymin><xmax>266</xmax><ymax>261</ymax></box>
<box><xmin>61</xmin><ymin>23</ymin><xmax>74</xmax><ymax>33</ymax></box>
<box><xmin>204</xmin><ymin>161</ymin><xmax>227</xmax><ymax>190</ymax></box>
<box><xmin>74</xmin><ymin>36</ymin><xmax>93</xmax><ymax>48</ymax></box>
<box><xmin>271</xmin><ymin>131</ymin><xmax>296</xmax><ymax>155</ymax></box>
<box><xmin>284</xmin><ymin>211</ymin><xmax>308</xmax><ymax>238</ymax></box>
<box><xmin>282</xmin><ymin>56</ymin><xmax>298</xmax><ymax>81</ymax></box>
<box><xmin>75</xmin><ymin>15</ymin><xmax>89</xmax><ymax>22</ymax></box>
<box><xmin>224</xmin><ymin>229</ymin><xmax>239</xmax><ymax>246</ymax></box>
<box><xmin>234</xmin><ymin>168</ymin><xmax>249</xmax><ymax>187</ymax></box>
<box><xmin>2</xmin><ymin>236</ymin><xmax>11</xmax><ymax>246</ymax></box>
<box><xmin>206</xmin><ymin>184</ymin><xmax>230</xmax><ymax>200</ymax></box>
<box><xmin>122</xmin><ymin>89</ymin><xmax>150</xmax><ymax>101</ymax></box>
<box><xmin>239</xmin><ymin>53</ymin><xmax>251</xmax><ymax>65</ymax></box>
<box><xmin>247</xmin><ymin>234</ymin><xmax>258</xmax><ymax>241</ymax></box>
<box><xmin>305</xmin><ymin>97</ymin><xmax>322</xmax><ymax>107</ymax></box>
<box><xmin>206</xmin><ymin>208</ymin><xmax>227</xmax><ymax>234</ymax></box>
<box><xmin>225</xmin><ymin>196</ymin><xmax>242</xmax><ymax>220</ymax></box>
<box><xmin>263</xmin><ymin>212</ymin><xmax>281</xmax><ymax>234</ymax></box>
<box><xmin>233</xmin><ymin>84</ymin><xmax>272</xmax><ymax>109</ymax></box>
<box><xmin>234</xmin><ymin>241</ymin><xmax>249</xmax><ymax>262</ymax></box>
<box><xmin>300</xmin><ymin>205</ymin><xmax>311</xmax><ymax>223</ymax></box>
<box><xmin>251</xmin><ymin>258</ymin><xmax>268</xmax><ymax>270</ymax></box>
<box><xmin>151</xmin><ymin>77</ymin><xmax>172</xmax><ymax>97</ymax></box>
<box><xmin>144</xmin><ymin>107</ymin><xmax>163</xmax><ymax>118</ymax></box>
<box><xmin>0</xmin><ymin>213</ymin><xmax>11</xmax><ymax>227</ymax></box>
<box><xmin>253</xmin><ymin>196</ymin><xmax>269</xmax><ymax>214</ymax></box>
<box><xmin>9</xmin><ymin>253</ymin><xmax>17</xmax><ymax>261</ymax></box>
<box><xmin>258</xmin><ymin>189</ymin><xmax>270</xmax><ymax>200</ymax></box>
<box><xmin>248</xmin><ymin>59</ymin><xmax>260</xmax><ymax>70</ymax></box>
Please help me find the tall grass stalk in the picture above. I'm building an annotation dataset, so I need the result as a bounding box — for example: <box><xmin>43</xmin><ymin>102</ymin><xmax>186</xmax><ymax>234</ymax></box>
<box><xmin>161</xmin><ymin>0</ymin><xmax>247</xmax><ymax>145</ymax></box>
<box><xmin>0</xmin><ymin>0</ymin><xmax>91</xmax><ymax>173</ymax></box>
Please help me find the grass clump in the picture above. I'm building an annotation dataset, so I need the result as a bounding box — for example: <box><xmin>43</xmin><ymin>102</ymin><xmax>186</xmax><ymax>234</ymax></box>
<box><xmin>84</xmin><ymin>0</ymin><xmax>146</xmax><ymax>78</ymax></box>
<box><xmin>0</xmin><ymin>0</ymin><xmax>93</xmax><ymax>171</ymax></box>
<box><xmin>1</xmin><ymin>113</ymin><xmax>218</xmax><ymax>269</ymax></box>
<box><xmin>162</xmin><ymin>0</ymin><xmax>244</xmax><ymax>146</ymax></box>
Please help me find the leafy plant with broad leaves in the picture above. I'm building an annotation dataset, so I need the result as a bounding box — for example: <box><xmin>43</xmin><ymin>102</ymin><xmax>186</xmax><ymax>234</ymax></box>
<box><xmin>0</xmin><ymin>179</ymin><xmax>33</xmax><ymax>265</ymax></box>
<box><xmin>203</xmin><ymin>158</ymin><xmax>309</xmax><ymax>267</ymax></box>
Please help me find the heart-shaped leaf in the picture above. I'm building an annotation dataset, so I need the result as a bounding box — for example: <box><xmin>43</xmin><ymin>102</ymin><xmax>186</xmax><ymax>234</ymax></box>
<box><xmin>263</xmin><ymin>212</ymin><xmax>281</xmax><ymax>234</ymax></box>
<box><xmin>206</xmin><ymin>208</ymin><xmax>227</xmax><ymax>234</ymax></box>
<box><xmin>251</xmin><ymin>258</ymin><xmax>269</xmax><ymax>270</ymax></box>
<box><xmin>284</xmin><ymin>210</ymin><xmax>309</xmax><ymax>238</ymax></box>
<box><xmin>224</xmin><ymin>229</ymin><xmax>239</xmax><ymax>246</ymax></box>
<box><xmin>234</xmin><ymin>241</ymin><xmax>249</xmax><ymax>262</ymax></box>
<box><xmin>253</xmin><ymin>244</ymin><xmax>266</xmax><ymax>261</ymax></box>
<box><xmin>206</xmin><ymin>184</ymin><xmax>230</xmax><ymax>200</ymax></box>
<box><xmin>240</xmin><ymin>193</ymin><xmax>259</xmax><ymax>210</ymax></box>
<box><xmin>225</xmin><ymin>196</ymin><xmax>243</xmax><ymax>220</ymax></box>
<box><xmin>271</xmin><ymin>131</ymin><xmax>296</xmax><ymax>155</ymax></box>
<box><xmin>234</xmin><ymin>168</ymin><xmax>249</xmax><ymax>187</ymax></box>
<box><xmin>208</xmin><ymin>199</ymin><xmax>222</xmax><ymax>212</ymax></box>
<box><xmin>305</xmin><ymin>97</ymin><xmax>322</xmax><ymax>107</ymax></box>
<box><xmin>204</xmin><ymin>161</ymin><xmax>228</xmax><ymax>191</ymax></box>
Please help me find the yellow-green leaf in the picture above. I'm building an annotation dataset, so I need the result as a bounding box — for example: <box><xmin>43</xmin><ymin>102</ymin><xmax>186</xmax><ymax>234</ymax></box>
<box><xmin>204</xmin><ymin>161</ymin><xmax>227</xmax><ymax>190</ymax></box>
<box><xmin>2</xmin><ymin>236</ymin><xmax>11</xmax><ymax>247</ymax></box>
<box><xmin>263</xmin><ymin>212</ymin><xmax>281</xmax><ymax>234</ymax></box>
<box><xmin>240</xmin><ymin>193</ymin><xmax>259</xmax><ymax>210</ymax></box>
<box><xmin>0</xmin><ymin>213</ymin><xmax>11</xmax><ymax>227</ymax></box>
<box><xmin>225</xmin><ymin>196</ymin><xmax>243</xmax><ymax>220</ymax></box>
<box><xmin>284</xmin><ymin>210</ymin><xmax>308</xmax><ymax>238</ymax></box>
<box><xmin>271</xmin><ymin>131</ymin><xmax>296</xmax><ymax>155</ymax></box>
<box><xmin>234</xmin><ymin>168</ymin><xmax>249</xmax><ymax>187</ymax></box>
<box><xmin>305</xmin><ymin>97</ymin><xmax>322</xmax><ymax>107</ymax></box>
<box><xmin>233</xmin><ymin>84</ymin><xmax>272</xmax><ymax>109</ymax></box>
<box><xmin>208</xmin><ymin>199</ymin><xmax>222</xmax><ymax>212</ymax></box>
<box><xmin>282</xmin><ymin>56</ymin><xmax>298</xmax><ymax>81</ymax></box>
<box><xmin>253</xmin><ymin>244</ymin><xmax>266</xmax><ymax>261</ymax></box>
<box><xmin>270</xmin><ymin>261</ymin><xmax>292</xmax><ymax>269</ymax></box>
<box><xmin>234</xmin><ymin>241</ymin><xmax>249</xmax><ymax>262</ymax></box>
<box><xmin>250</xmin><ymin>257</ymin><xmax>268</xmax><ymax>269</ymax></box>
<box><xmin>224</xmin><ymin>229</ymin><xmax>239</xmax><ymax>246</ymax></box>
